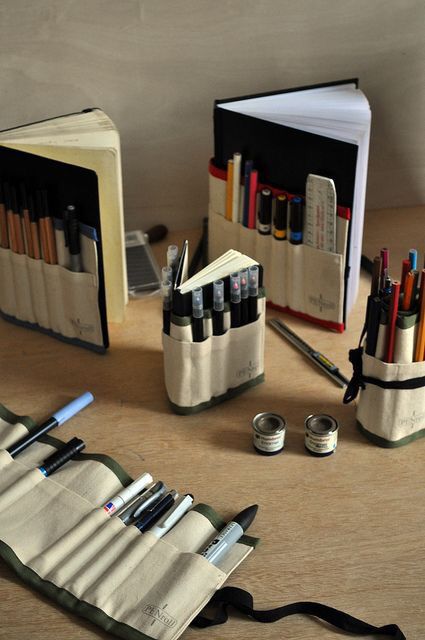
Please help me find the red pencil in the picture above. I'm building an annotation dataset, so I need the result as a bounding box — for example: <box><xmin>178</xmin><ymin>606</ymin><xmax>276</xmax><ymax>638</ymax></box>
<box><xmin>247</xmin><ymin>169</ymin><xmax>258</xmax><ymax>230</ymax></box>
<box><xmin>384</xmin><ymin>280</ymin><xmax>400</xmax><ymax>363</ymax></box>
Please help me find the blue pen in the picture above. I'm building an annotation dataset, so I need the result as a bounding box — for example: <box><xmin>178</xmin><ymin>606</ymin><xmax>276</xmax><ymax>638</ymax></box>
<box><xmin>289</xmin><ymin>197</ymin><xmax>304</xmax><ymax>245</ymax></box>
<box><xmin>409</xmin><ymin>249</ymin><xmax>417</xmax><ymax>271</ymax></box>
<box><xmin>7</xmin><ymin>392</ymin><xmax>94</xmax><ymax>458</ymax></box>
<box><xmin>242</xmin><ymin>160</ymin><xmax>253</xmax><ymax>228</ymax></box>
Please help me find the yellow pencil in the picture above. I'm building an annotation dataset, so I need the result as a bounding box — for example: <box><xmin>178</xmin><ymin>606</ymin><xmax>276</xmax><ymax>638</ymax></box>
<box><xmin>414</xmin><ymin>269</ymin><xmax>425</xmax><ymax>361</ymax></box>
<box><xmin>225</xmin><ymin>159</ymin><xmax>234</xmax><ymax>221</ymax></box>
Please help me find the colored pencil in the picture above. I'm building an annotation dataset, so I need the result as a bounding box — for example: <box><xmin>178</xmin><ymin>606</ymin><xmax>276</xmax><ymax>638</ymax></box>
<box><xmin>384</xmin><ymin>280</ymin><xmax>400</xmax><ymax>363</ymax></box>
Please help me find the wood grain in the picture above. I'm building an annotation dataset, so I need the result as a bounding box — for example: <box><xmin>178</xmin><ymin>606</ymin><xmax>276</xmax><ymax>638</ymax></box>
<box><xmin>0</xmin><ymin>209</ymin><xmax>424</xmax><ymax>639</ymax></box>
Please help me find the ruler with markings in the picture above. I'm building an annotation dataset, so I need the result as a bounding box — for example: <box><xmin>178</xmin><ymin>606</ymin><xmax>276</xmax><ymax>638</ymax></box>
<box><xmin>305</xmin><ymin>174</ymin><xmax>337</xmax><ymax>252</ymax></box>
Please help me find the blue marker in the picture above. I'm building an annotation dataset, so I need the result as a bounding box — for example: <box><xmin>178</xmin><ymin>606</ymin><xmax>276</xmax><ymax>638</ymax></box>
<box><xmin>409</xmin><ymin>249</ymin><xmax>417</xmax><ymax>271</ymax></box>
<box><xmin>289</xmin><ymin>197</ymin><xmax>304</xmax><ymax>245</ymax></box>
<box><xmin>7</xmin><ymin>392</ymin><xmax>94</xmax><ymax>458</ymax></box>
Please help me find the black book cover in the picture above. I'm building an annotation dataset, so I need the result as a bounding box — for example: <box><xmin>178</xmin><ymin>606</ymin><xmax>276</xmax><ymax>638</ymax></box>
<box><xmin>213</xmin><ymin>79</ymin><xmax>359</xmax><ymax>208</ymax></box>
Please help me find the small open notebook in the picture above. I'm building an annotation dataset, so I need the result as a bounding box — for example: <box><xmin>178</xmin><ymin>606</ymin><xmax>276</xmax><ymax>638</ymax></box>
<box><xmin>178</xmin><ymin>249</ymin><xmax>258</xmax><ymax>295</ymax></box>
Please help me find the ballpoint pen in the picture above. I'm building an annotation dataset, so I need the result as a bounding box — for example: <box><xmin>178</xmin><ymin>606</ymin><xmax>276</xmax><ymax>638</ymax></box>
<box><xmin>148</xmin><ymin>494</ymin><xmax>193</xmax><ymax>538</ymax></box>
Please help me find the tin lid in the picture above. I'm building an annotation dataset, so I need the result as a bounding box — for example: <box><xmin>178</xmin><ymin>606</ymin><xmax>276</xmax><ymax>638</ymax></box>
<box><xmin>305</xmin><ymin>414</ymin><xmax>338</xmax><ymax>435</ymax></box>
<box><xmin>253</xmin><ymin>412</ymin><xmax>286</xmax><ymax>435</ymax></box>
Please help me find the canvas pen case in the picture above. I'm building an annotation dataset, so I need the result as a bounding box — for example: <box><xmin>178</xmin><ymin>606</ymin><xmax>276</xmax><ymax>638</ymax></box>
<box><xmin>162</xmin><ymin>293</ymin><xmax>266</xmax><ymax>414</ymax></box>
<box><xmin>0</xmin><ymin>404</ymin><xmax>259</xmax><ymax>640</ymax></box>
<box><xmin>0</xmin><ymin>219</ymin><xmax>107</xmax><ymax>352</ymax></box>
<box><xmin>208</xmin><ymin>161</ymin><xmax>351</xmax><ymax>332</ymax></box>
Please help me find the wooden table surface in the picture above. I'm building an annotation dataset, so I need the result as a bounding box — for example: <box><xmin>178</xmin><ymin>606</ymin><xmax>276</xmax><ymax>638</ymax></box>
<box><xmin>0</xmin><ymin>206</ymin><xmax>424</xmax><ymax>640</ymax></box>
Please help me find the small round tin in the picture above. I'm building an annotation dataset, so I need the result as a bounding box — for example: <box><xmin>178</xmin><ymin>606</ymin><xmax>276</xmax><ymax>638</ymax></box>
<box><xmin>305</xmin><ymin>414</ymin><xmax>338</xmax><ymax>457</ymax></box>
<box><xmin>252</xmin><ymin>412</ymin><xmax>286</xmax><ymax>455</ymax></box>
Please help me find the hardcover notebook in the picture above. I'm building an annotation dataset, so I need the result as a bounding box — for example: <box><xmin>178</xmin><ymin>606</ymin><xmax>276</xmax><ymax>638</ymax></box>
<box><xmin>0</xmin><ymin>109</ymin><xmax>127</xmax><ymax>351</ymax></box>
<box><xmin>210</xmin><ymin>78</ymin><xmax>371</xmax><ymax>331</ymax></box>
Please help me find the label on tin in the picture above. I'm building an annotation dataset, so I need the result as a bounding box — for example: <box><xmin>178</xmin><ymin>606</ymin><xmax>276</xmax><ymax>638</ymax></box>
<box><xmin>254</xmin><ymin>430</ymin><xmax>285</xmax><ymax>453</ymax></box>
<box><xmin>305</xmin><ymin>428</ymin><xmax>337</xmax><ymax>454</ymax></box>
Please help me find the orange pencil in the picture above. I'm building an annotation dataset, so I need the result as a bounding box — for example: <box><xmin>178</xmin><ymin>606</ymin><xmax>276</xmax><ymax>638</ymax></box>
<box><xmin>225</xmin><ymin>159</ymin><xmax>234</xmax><ymax>221</ymax></box>
<box><xmin>402</xmin><ymin>270</ymin><xmax>416</xmax><ymax>311</ymax></box>
<box><xmin>414</xmin><ymin>269</ymin><xmax>425</xmax><ymax>361</ymax></box>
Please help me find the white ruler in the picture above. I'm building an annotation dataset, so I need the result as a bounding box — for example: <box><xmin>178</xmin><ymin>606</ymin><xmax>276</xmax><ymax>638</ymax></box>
<box><xmin>305</xmin><ymin>174</ymin><xmax>337</xmax><ymax>252</ymax></box>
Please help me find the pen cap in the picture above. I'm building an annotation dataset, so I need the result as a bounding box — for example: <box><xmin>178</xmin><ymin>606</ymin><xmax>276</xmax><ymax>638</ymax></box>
<box><xmin>9</xmin><ymin>184</ymin><xmax>18</xmax><ymax>212</ymax></box>
<box><xmin>161</xmin><ymin>280</ymin><xmax>172</xmax><ymax>310</ymax></box>
<box><xmin>409</xmin><ymin>249</ymin><xmax>417</xmax><ymax>271</ymax></box>
<box><xmin>192</xmin><ymin>287</ymin><xmax>204</xmax><ymax>318</ymax></box>
<box><xmin>274</xmin><ymin>194</ymin><xmax>288</xmax><ymax>230</ymax></box>
<box><xmin>19</xmin><ymin>183</ymin><xmax>28</xmax><ymax>211</ymax></box>
<box><xmin>161</xmin><ymin>266</ymin><xmax>172</xmax><ymax>283</ymax></box>
<box><xmin>213</xmin><ymin>280</ymin><xmax>224</xmax><ymax>312</ymax></box>
<box><xmin>3</xmin><ymin>183</ymin><xmax>11</xmax><ymax>210</ymax></box>
<box><xmin>230</xmin><ymin>272</ymin><xmax>241</xmax><ymax>303</ymax></box>
<box><xmin>248</xmin><ymin>265</ymin><xmax>259</xmax><ymax>297</ymax></box>
<box><xmin>167</xmin><ymin>244</ymin><xmax>178</xmax><ymax>268</ymax></box>
<box><xmin>118</xmin><ymin>472</ymin><xmax>153</xmax><ymax>505</ymax></box>
<box><xmin>239</xmin><ymin>268</ymin><xmax>248</xmax><ymax>299</ymax></box>
<box><xmin>40</xmin><ymin>437</ymin><xmax>85</xmax><ymax>476</ymax></box>
<box><xmin>259</xmin><ymin>189</ymin><xmax>272</xmax><ymax>223</ymax></box>
<box><xmin>52</xmin><ymin>392</ymin><xmax>94</xmax><ymax>426</ymax></box>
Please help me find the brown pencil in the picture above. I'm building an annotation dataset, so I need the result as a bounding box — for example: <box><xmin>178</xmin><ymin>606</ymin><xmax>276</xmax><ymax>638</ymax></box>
<box><xmin>20</xmin><ymin>183</ymin><xmax>34</xmax><ymax>258</ymax></box>
<box><xmin>42</xmin><ymin>190</ymin><xmax>57</xmax><ymax>265</ymax></box>
<box><xmin>29</xmin><ymin>193</ymin><xmax>41</xmax><ymax>260</ymax></box>
<box><xmin>414</xmin><ymin>270</ymin><xmax>425</xmax><ymax>361</ymax></box>
<box><xmin>4</xmin><ymin>183</ymin><xmax>17</xmax><ymax>252</ymax></box>
<box><xmin>0</xmin><ymin>183</ymin><xmax>8</xmax><ymax>249</ymax></box>
<box><xmin>36</xmin><ymin>190</ymin><xmax>50</xmax><ymax>263</ymax></box>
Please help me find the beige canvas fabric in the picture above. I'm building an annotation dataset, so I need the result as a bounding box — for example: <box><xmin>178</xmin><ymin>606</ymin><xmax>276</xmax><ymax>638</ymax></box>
<box><xmin>357</xmin><ymin>353</ymin><xmax>425</xmax><ymax>443</ymax></box>
<box><xmin>208</xmin><ymin>173</ymin><xmax>347</xmax><ymax>325</ymax></box>
<box><xmin>163</xmin><ymin>299</ymin><xmax>266</xmax><ymax>408</ymax></box>
<box><xmin>0</xmin><ymin>425</ymin><xmax>254</xmax><ymax>640</ymax></box>
<box><xmin>0</xmin><ymin>234</ymin><xmax>103</xmax><ymax>347</ymax></box>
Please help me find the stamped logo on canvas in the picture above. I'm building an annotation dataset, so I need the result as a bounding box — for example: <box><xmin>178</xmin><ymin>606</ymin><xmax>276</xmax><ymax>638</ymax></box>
<box><xmin>142</xmin><ymin>603</ymin><xmax>177</xmax><ymax>628</ymax></box>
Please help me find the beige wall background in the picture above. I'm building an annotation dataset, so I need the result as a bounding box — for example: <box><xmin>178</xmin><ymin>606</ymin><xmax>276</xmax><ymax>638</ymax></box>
<box><xmin>0</xmin><ymin>0</ymin><xmax>424</xmax><ymax>231</ymax></box>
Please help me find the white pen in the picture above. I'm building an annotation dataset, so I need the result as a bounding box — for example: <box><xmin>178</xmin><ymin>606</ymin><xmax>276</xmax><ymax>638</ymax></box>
<box><xmin>103</xmin><ymin>472</ymin><xmax>153</xmax><ymax>515</ymax></box>
<box><xmin>148</xmin><ymin>494</ymin><xmax>194</xmax><ymax>538</ymax></box>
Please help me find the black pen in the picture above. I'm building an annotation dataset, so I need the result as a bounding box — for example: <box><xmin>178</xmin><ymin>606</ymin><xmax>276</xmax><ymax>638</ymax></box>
<box><xmin>7</xmin><ymin>392</ymin><xmax>94</xmax><ymax>458</ymax></box>
<box><xmin>269</xmin><ymin>318</ymin><xmax>349</xmax><ymax>387</ymax></box>
<box><xmin>38</xmin><ymin>438</ymin><xmax>85</xmax><ymax>477</ymax></box>
<box><xmin>273</xmin><ymin>194</ymin><xmax>288</xmax><ymax>240</ymax></box>
<box><xmin>365</xmin><ymin>297</ymin><xmax>383</xmax><ymax>357</ymax></box>
<box><xmin>230</xmin><ymin>272</ymin><xmax>241</xmax><ymax>328</ymax></box>
<box><xmin>134</xmin><ymin>490</ymin><xmax>177</xmax><ymax>533</ymax></box>
<box><xmin>161</xmin><ymin>279</ymin><xmax>172</xmax><ymax>335</ymax></box>
<box><xmin>192</xmin><ymin>287</ymin><xmax>204</xmax><ymax>342</ymax></box>
<box><xmin>289</xmin><ymin>197</ymin><xmax>303</xmax><ymax>244</ymax></box>
<box><xmin>248</xmin><ymin>265</ymin><xmax>259</xmax><ymax>323</ymax></box>
<box><xmin>239</xmin><ymin>268</ymin><xmax>249</xmax><ymax>326</ymax></box>
<box><xmin>212</xmin><ymin>279</ymin><xmax>225</xmax><ymax>335</ymax></box>
<box><xmin>63</xmin><ymin>205</ymin><xmax>82</xmax><ymax>272</ymax></box>
<box><xmin>258</xmin><ymin>188</ymin><xmax>272</xmax><ymax>235</ymax></box>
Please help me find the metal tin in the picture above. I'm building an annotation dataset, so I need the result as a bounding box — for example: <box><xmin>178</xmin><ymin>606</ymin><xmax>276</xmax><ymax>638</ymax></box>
<box><xmin>252</xmin><ymin>412</ymin><xmax>286</xmax><ymax>455</ymax></box>
<box><xmin>305</xmin><ymin>414</ymin><xmax>338</xmax><ymax>456</ymax></box>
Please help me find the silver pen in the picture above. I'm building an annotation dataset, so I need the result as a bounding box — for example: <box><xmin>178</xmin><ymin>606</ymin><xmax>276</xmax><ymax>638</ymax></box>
<box><xmin>148</xmin><ymin>494</ymin><xmax>194</xmax><ymax>538</ymax></box>
<box><xmin>118</xmin><ymin>482</ymin><xmax>166</xmax><ymax>524</ymax></box>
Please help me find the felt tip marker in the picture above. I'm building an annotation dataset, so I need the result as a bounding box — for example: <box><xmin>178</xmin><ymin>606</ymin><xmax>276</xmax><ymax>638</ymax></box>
<box><xmin>161</xmin><ymin>279</ymin><xmax>172</xmax><ymax>335</ymax></box>
<box><xmin>6</xmin><ymin>392</ymin><xmax>94</xmax><ymax>458</ymax></box>
<box><xmin>248</xmin><ymin>265</ymin><xmax>259</xmax><ymax>323</ymax></box>
<box><xmin>230</xmin><ymin>272</ymin><xmax>241</xmax><ymax>328</ymax></box>
<box><xmin>258</xmin><ymin>189</ymin><xmax>272</xmax><ymax>235</ymax></box>
<box><xmin>149</xmin><ymin>494</ymin><xmax>194</xmax><ymax>538</ymax></box>
<box><xmin>289</xmin><ymin>197</ymin><xmax>303</xmax><ymax>245</ymax></box>
<box><xmin>192</xmin><ymin>286</ymin><xmax>204</xmax><ymax>342</ymax></box>
<box><xmin>200</xmin><ymin>505</ymin><xmax>258</xmax><ymax>566</ymax></box>
<box><xmin>212</xmin><ymin>279</ymin><xmax>225</xmax><ymax>336</ymax></box>
<box><xmin>274</xmin><ymin>194</ymin><xmax>287</xmax><ymax>240</ymax></box>
<box><xmin>239</xmin><ymin>268</ymin><xmax>249</xmax><ymax>326</ymax></box>
<box><xmin>38</xmin><ymin>438</ymin><xmax>85</xmax><ymax>477</ymax></box>
<box><xmin>103</xmin><ymin>472</ymin><xmax>153</xmax><ymax>515</ymax></box>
